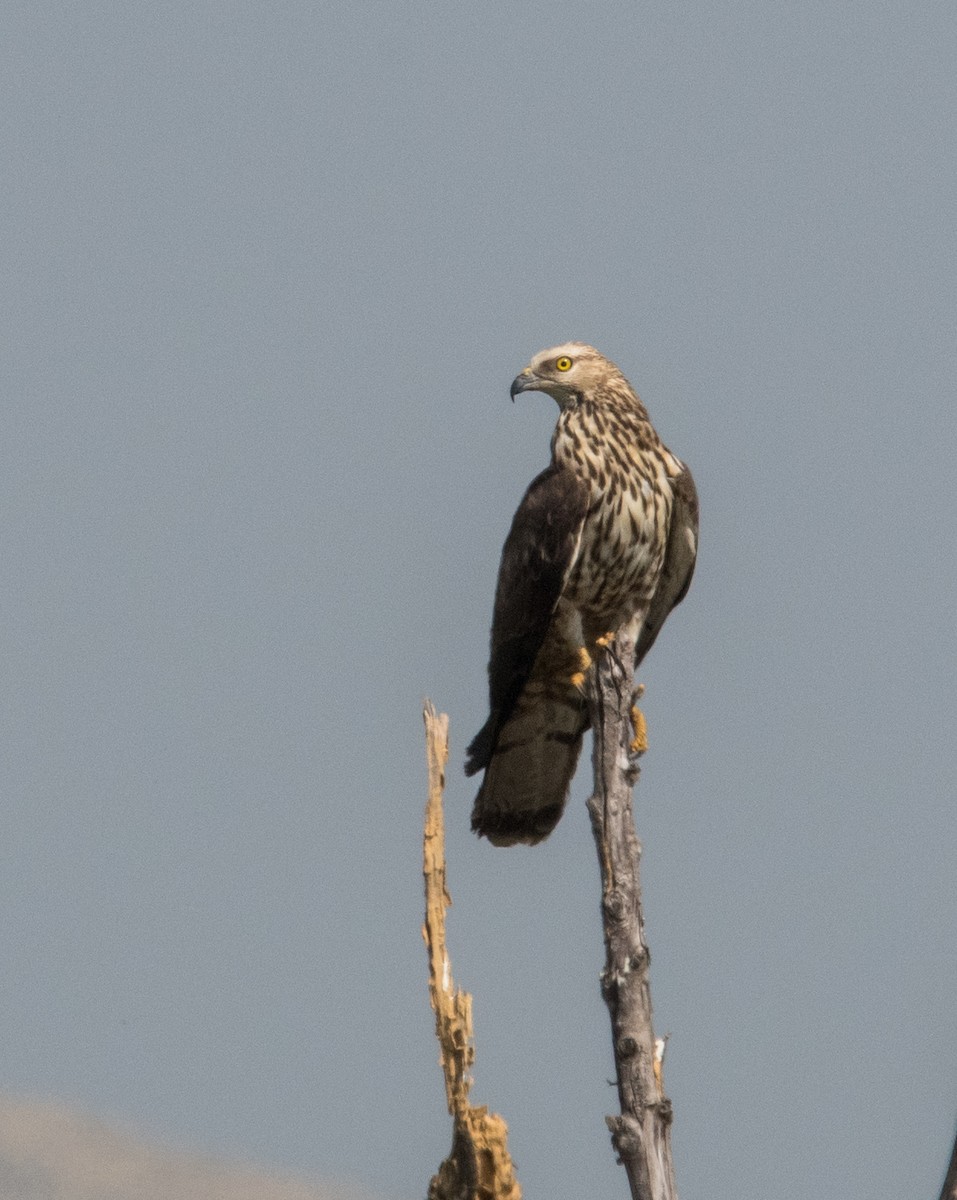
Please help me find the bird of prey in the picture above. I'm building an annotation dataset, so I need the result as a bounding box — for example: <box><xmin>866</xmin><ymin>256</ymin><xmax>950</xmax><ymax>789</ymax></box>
<box><xmin>466</xmin><ymin>343</ymin><xmax>698</xmax><ymax>847</ymax></box>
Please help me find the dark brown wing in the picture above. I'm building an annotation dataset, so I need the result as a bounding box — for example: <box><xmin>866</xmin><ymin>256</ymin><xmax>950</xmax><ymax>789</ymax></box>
<box><xmin>465</xmin><ymin>464</ymin><xmax>589</xmax><ymax>776</ymax></box>
<box><xmin>636</xmin><ymin>463</ymin><xmax>699</xmax><ymax>666</ymax></box>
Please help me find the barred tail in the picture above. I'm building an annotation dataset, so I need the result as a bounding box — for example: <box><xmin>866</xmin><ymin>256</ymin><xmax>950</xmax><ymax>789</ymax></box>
<box><xmin>467</xmin><ymin>687</ymin><xmax>588</xmax><ymax>847</ymax></box>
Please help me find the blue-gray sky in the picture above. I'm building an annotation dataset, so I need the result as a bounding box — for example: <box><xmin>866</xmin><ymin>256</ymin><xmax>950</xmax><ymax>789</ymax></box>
<box><xmin>2</xmin><ymin>3</ymin><xmax>955</xmax><ymax>1198</ymax></box>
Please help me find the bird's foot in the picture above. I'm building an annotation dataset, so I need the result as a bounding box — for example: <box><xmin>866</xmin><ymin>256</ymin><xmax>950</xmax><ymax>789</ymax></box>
<box><xmin>629</xmin><ymin>685</ymin><xmax>648</xmax><ymax>755</ymax></box>
<box><xmin>595</xmin><ymin>631</ymin><xmax>616</xmax><ymax>649</ymax></box>
<box><xmin>570</xmin><ymin>645</ymin><xmax>593</xmax><ymax>691</ymax></box>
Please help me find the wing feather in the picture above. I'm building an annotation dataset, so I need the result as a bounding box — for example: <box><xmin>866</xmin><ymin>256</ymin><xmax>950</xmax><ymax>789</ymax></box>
<box><xmin>636</xmin><ymin>464</ymin><xmax>699</xmax><ymax>665</ymax></box>
<box><xmin>465</xmin><ymin>464</ymin><xmax>589</xmax><ymax>776</ymax></box>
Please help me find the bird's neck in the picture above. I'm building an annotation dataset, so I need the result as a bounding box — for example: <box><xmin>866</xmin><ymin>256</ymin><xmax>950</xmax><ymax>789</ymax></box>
<box><xmin>553</xmin><ymin>395</ymin><xmax>659</xmax><ymax>457</ymax></box>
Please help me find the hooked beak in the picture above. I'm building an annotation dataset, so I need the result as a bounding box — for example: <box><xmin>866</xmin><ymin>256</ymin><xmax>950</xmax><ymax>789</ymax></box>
<box><xmin>509</xmin><ymin>368</ymin><xmax>539</xmax><ymax>401</ymax></box>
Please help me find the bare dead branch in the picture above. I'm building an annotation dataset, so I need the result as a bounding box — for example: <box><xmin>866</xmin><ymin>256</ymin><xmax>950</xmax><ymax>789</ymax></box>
<box><xmin>939</xmin><ymin>1125</ymin><xmax>957</xmax><ymax>1200</ymax></box>
<box><xmin>422</xmin><ymin>701</ymin><xmax>522</xmax><ymax>1200</ymax></box>
<box><xmin>585</xmin><ymin>633</ymin><xmax>679</xmax><ymax>1200</ymax></box>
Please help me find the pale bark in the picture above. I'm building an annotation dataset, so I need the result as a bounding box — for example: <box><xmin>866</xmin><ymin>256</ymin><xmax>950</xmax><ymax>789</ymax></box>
<box><xmin>422</xmin><ymin>701</ymin><xmax>521</xmax><ymax>1200</ymax></box>
<box><xmin>585</xmin><ymin>632</ymin><xmax>679</xmax><ymax>1200</ymax></box>
<box><xmin>939</xmin><ymin>1127</ymin><xmax>957</xmax><ymax>1200</ymax></box>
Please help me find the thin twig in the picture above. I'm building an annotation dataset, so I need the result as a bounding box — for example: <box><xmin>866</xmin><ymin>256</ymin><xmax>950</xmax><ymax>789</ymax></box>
<box><xmin>585</xmin><ymin>635</ymin><xmax>679</xmax><ymax>1200</ymax></box>
<box><xmin>422</xmin><ymin>701</ymin><xmax>521</xmax><ymax>1200</ymax></box>
<box><xmin>939</xmin><ymin>1125</ymin><xmax>957</xmax><ymax>1200</ymax></box>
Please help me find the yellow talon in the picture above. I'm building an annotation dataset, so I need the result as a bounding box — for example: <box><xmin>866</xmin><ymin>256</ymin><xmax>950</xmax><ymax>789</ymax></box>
<box><xmin>595</xmin><ymin>631</ymin><xmax>616</xmax><ymax>648</ymax></box>
<box><xmin>570</xmin><ymin>645</ymin><xmax>593</xmax><ymax>691</ymax></box>
<box><xmin>629</xmin><ymin>705</ymin><xmax>648</xmax><ymax>755</ymax></box>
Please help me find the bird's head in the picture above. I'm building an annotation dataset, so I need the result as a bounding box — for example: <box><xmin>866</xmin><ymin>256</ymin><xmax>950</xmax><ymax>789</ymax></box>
<box><xmin>509</xmin><ymin>343</ymin><xmax>622</xmax><ymax>409</ymax></box>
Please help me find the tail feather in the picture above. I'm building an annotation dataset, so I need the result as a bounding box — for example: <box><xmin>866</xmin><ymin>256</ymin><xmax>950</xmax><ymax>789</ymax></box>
<box><xmin>464</xmin><ymin>716</ymin><xmax>496</xmax><ymax>778</ymax></box>
<box><xmin>469</xmin><ymin>688</ymin><xmax>588</xmax><ymax>846</ymax></box>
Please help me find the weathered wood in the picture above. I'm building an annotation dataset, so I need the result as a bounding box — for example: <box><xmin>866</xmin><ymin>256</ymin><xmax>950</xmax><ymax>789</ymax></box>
<box><xmin>585</xmin><ymin>634</ymin><xmax>679</xmax><ymax>1200</ymax></box>
<box><xmin>939</xmin><ymin>1126</ymin><xmax>957</xmax><ymax>1200</ymax></box>
<box><xmin>422</xmin><ymin>701</ymin><xmax>522</xmax><ymax>1200</ymax></box>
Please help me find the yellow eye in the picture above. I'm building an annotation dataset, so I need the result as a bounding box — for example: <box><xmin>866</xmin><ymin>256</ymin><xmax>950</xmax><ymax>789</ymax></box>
<box><xmin>556</xmin><ymin>356</ymin><xmax>573</xmax><ymax>372</ymax></box>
